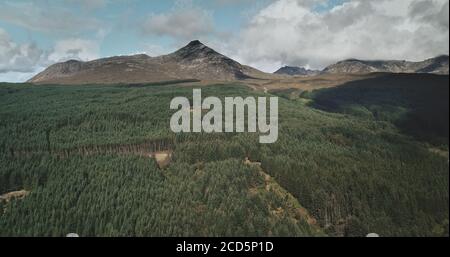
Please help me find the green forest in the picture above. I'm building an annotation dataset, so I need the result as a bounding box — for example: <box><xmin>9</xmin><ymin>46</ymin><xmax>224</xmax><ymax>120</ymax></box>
<box><xmin>0</xmin><ymin>74</ymin><xmax>448</xmax><ymax>237</ymax></box>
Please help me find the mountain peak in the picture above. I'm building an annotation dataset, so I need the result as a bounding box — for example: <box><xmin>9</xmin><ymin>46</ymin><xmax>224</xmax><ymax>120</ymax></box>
<box><xmin>172</xmin><ymin>40</ymin><xmax>220</xmax><ymax>61</ymax></box>
<box><xmin>28</xmin><ymin>40</ymin><xmax>264</xmax><ymax>84</ymax></box>
<box><xmin>179</xmin><ymin>40</ymin><xmax>208</xmax><ymax>51</ymax></box>
<box><xmin>64</xmin><ymin>59</ymin><xmax>83</xmax><ymax>64</ymax></box>
<box><xmin>274</xmin><ymin>66</ymin><xmax>319</xmax><ymax>76</ymax></box>
<box><xmin>187</xmin><ymin>40</ymin><xmax>203</xmax><ymax>46</ymax></box>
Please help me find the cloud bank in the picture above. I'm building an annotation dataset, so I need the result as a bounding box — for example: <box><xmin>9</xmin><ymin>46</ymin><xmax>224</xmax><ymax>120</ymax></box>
<box><xmin>0</xmin><ymin>0</ymin><xmax>105</xmax><ymax>81</ymax></box>
<box><xmin>234</xmin><ymin>0</ymin><xmax>449</xmax><ymax>71</ymax></box>
<box><xmin>0</xmin><ymin>28</ymin><xmax>43</xmax><ymax>73</ymax></box>
<box><xmin>0</xmin><ymin>29</ymin><xmax>100</xmax><ymax>78</ymax></box>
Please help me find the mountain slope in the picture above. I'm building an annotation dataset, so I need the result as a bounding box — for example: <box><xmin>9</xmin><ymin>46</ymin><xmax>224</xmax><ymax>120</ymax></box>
<box><xmin>28</xmin><ymin>40</ymin><xmax>265</xmax><ymax>84</ymax></box>
<box><xmin>323</xmin><ymin>55</ymin><xmax>449</xmax><ymax>74</ymax></box>
<box><xmin>274</xmin><ymin>66</ymin><xmax>320</xmax><ymax>76</ymax></box>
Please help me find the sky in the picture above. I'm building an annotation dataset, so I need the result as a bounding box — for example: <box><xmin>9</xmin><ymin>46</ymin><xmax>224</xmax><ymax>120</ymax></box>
<box><xmin>0</xmin><ymin>0</ymin><xmax>449</xmax><ymax>82</ymax></box>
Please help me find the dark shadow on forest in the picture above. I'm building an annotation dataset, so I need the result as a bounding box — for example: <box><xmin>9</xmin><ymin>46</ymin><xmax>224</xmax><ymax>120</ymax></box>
<box><xmin>309</xmin><ymin>73</ymin><xmax>449</xmax><ymax>145</ymax></box>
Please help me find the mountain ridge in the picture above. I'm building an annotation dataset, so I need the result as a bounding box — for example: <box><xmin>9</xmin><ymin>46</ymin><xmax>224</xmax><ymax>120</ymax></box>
<box><xmin>28</xmin><ymin>41</ymin><xmax>449</xmax><ymax>84</ymax></box>
<box><xmin>28</xmin><ymin>40</ymin><xmax>265</xmax><ymax>84</ymax></box>
<box><xmin>322</xmin><ymin>55</ymin><xmax>449</xmax><ymax>74</ymax></box>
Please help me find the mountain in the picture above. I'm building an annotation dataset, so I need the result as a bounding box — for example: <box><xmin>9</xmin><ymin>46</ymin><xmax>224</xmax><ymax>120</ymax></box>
<box><xmin>323</xmin><ymin>55</ymin><xmax>449</xmax><ymax>75</ymax></box>
<box><xmin>274</xmin><ymin>66</ymin><xmax>320</xmax><ymax>76</ymax></box>
<box><xmin>28</xmin><ymin>40</ymin><xmax>265</xmax><ymax>84</ymax></box>
<box><xmin>28</xmin><ymin>42</ymin><xmax>449</xmax><ymax>84</ymax></box>
<box><xmin>415</xmin><ymin>55</ymin><xmax>449</xmax><ymax>74</ymax></box>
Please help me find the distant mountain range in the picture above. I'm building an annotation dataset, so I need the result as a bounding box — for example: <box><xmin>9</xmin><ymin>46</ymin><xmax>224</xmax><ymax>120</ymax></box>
<box><xmin>28</xmin><ymin>40</ymin><xmax>265</xmax><ymax>84</ymax></box>
<box><xmin>28</xmin><ymin>40</ymin><xmax>448</xmax><ymax>84</ymax></box>
<box><xmin>274</xmin><ymin>66</ymin><xmax>320</xmax><ymax>76</ymax></box>
<box><xmin>323</xmin><ymin>55</ymin><xmax>449</xmax><ymax>75</ymax></box>
<box><xmin>275</xmin><ymin>55</ymin><xmax>449</xmax><ymax>76</ymax></box>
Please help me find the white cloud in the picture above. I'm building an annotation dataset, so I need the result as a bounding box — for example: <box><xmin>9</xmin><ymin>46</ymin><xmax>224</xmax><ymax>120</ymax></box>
<box><xmin>233</xmin><ymin>0</ymin><xmax>450</xmax><ymax>72</ymax></box>
<box><xmin>0</xmin><ymin>28</ymin><xmax>100</xmax><ymax>82</ymax></box>
<box><xmin>0</xmin><ymin>1</ymin><xmax>102</xmax><ymax>35</ymax></box>
<box><xmin>0</xmin><ymin>28</ymin><xmax>43</xmax><ymax>73</ymax></box>
<box><xmin>141</xmin><ymin>3</ymin><xmax>214</xmax><ymax>40</ymax></box>
<box><xmin>47</xmin><ymin>39</ymin><xmax>100</xmax><ymax>63</ymax></box>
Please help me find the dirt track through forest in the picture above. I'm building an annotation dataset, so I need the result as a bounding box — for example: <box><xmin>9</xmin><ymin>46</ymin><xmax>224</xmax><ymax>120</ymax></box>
<box><xmin>7</xmin><ymin>140</ymin><xmax>174</xmax><ymax>168</ymax></box>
